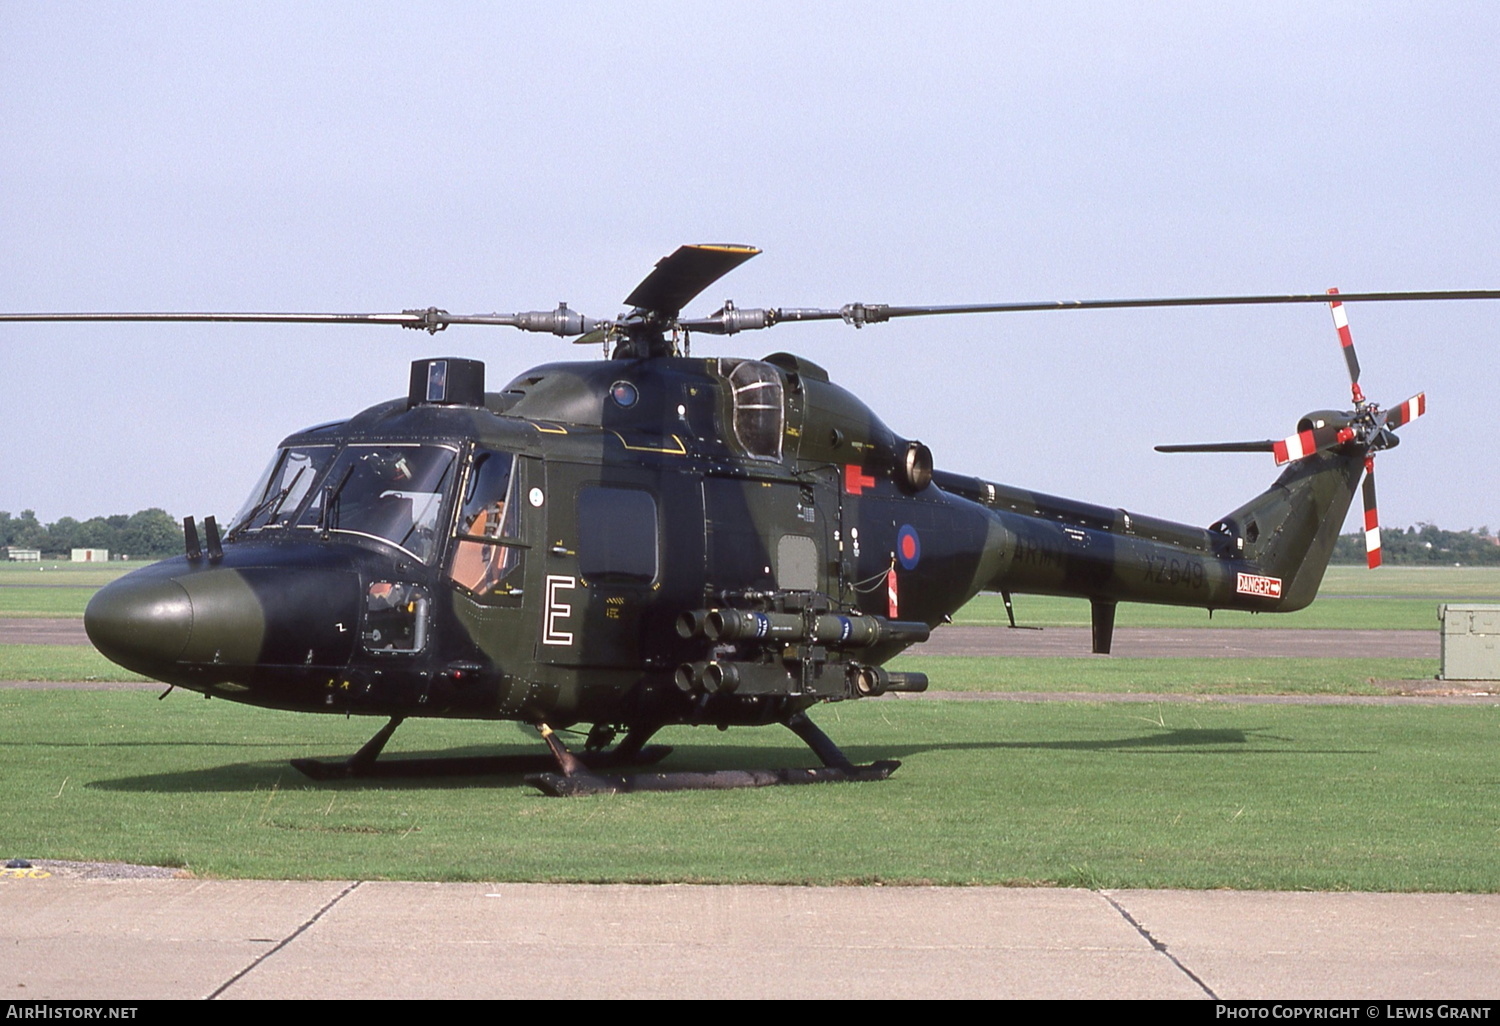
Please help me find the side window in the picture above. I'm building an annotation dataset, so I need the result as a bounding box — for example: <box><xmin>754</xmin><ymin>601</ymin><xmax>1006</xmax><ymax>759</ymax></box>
<box><xmin>724</xmin><ymin>360</ymin><xmax>784</xmax><ymax>460</ymax></box>
<box><xmin>577</xmin><ymin>487</ymin><xmax>657</xmax><ymax>585</ymax></box>
<box><xmin>448</xmin><ymin>450</ymin><xmax>524</xmax><ymax>599</ymax></box>
<box><xmin>363</xmin><ymin>581</ymin><xmax>430</xmax><ymax>653</ymax></box>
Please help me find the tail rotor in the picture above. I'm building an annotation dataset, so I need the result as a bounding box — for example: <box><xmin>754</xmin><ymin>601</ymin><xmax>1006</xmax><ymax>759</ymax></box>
<box><xmin>1156</xmin><ymin>289</ymin><xmax>1427</xmax><ymax>567</ymax></box>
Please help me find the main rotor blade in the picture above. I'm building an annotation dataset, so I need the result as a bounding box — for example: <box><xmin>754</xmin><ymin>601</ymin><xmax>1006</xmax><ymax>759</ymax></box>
<box><xmin>7</xmin><ymin>282</ymin><xmax>1499</xmax><ymax>340</ymax></box>
<box><xmin>623</xmin><ymin>244</ymin><xmax>761</xmax><ymax>319</ymax></box>
<box><xmin>852</xmin><ymin>289</ymin><xmax>1500</xmax><ymax>322</ymax></box>
<box><xmin>683</xmin><ymin>288</ymin><xmax>1500</xmax><ymax>335</ymax></box>
<box><xmin>0</xmin><ymin>306</ymin><xmax>600</xmax><ymax>335</ymax></box>
<box><xmin>0</xmin><ymin>311</ymin><xmax>431</xmax><ymax>326</ymax></box>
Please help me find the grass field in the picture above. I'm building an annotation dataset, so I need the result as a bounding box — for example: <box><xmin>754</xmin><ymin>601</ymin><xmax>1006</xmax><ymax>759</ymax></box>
<box><xmin>887</xmin><ymin>656</ymin><xmax>1437</xmax><ymax>694</ymax></box>
<box><xmin>954</xmin><ymin>565</ymin><xmax>1500</xmax><ymax>630</ymax></box>
<box><xmin>0</xmin><ymin>561</ymin><xmax>149</xmax><ymax>618</ymax></box>
<box><xmin>1</xmin><ymin>690</ymin><xmax>1496</xmax><ymax>889</ymax></box>
<box><xmin>2</xmin><ymin>563</ymin><xmax>1494</xmax><ymax>890</ymax></box>
<box><xmin>0</xmin><ymin>645</ymin><xmax>149</xmax><ymax>683</ymax></box>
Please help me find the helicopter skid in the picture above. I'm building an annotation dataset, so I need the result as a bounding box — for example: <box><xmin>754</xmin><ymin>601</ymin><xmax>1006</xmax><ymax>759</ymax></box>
<box><xmin>525</xmin><ymin>759</ymin><xmax>901</xmax><ymax>797</ymax></box>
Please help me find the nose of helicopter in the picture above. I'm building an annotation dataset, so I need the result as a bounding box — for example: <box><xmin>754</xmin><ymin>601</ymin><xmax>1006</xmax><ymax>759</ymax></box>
<box><xmin>86</xmin><ymin>557</ymin><xmax>363</xmax><ymax>681</ymax></box>
<box><xmin>85</xmin><ymin>573</ymin><xmax>196</xmax><ymax>673</ymax></box>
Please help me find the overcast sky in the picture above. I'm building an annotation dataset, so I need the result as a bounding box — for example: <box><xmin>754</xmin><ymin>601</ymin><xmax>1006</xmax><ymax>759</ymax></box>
<box><xmin>3</xmin><ymin>2</ymin><xmax>1497</xmax><ymax>537</ymax></box>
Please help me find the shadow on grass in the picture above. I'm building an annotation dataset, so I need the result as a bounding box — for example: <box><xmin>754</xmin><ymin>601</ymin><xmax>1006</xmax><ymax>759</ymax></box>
<box><xmin>85</xmin><ymin>724</ymin><xmax>1367</xmax><ymax>793</ymax></box>
<box><xmin>4</xmin><ymin>739</ymin><xmax>296</xmax><ymax>749</ymax></box>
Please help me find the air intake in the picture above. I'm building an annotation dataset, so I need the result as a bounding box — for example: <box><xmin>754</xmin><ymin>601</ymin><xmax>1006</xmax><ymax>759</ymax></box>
<box><xmin>409</xmin><ymin>358</ymin><xmax>485</xmax><ymax>407</ymax></box>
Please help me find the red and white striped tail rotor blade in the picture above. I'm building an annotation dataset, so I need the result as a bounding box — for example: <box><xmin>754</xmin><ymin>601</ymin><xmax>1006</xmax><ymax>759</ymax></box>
<box><xmin>1362</xmin><ymin>456</ymin><xmax>1382</xmax><ymax>568</ymax></box>
<box><xmin>1328</xmin><ymin>288</ymin><xmax>1365</xmax><ymax>404</ymax></box>
<box><xmin>1385</xmin><ymin>392</ymin><xmax>1427</xmax><ymax>430</ymax></box>
<box><xmin>1271</xmin><ymin>425</ymin><xmax>1355</xmax><ymax>465</ymax></box>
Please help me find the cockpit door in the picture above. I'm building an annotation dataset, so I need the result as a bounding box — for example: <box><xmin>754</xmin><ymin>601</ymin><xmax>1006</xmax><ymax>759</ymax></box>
<box><xmin>535</xmin><ymin>461</ymin><xmax>660</xmax><ymax>669</ymax></box>
<box><xmin>444</xmin><ymin>449</ymin><xmax>531</xmax><ymax>672</ymax></box>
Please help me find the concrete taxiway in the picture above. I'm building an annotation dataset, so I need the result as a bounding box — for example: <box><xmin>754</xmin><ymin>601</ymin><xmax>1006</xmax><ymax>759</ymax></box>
<box><xmin>3</xmin><ymin>878</ymin><xmax>1498</xmax><ymax>1000</ymax></box>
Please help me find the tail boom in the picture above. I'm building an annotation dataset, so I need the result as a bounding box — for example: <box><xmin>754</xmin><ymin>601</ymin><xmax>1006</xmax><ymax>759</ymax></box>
<box><xmin>938</xmin><ymin>447</ymin><xmax>1365</xmax><ymax>616</ymax></box>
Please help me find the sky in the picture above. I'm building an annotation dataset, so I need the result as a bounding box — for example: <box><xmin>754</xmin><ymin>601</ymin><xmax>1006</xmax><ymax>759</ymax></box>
<box><xmin>2</xmin><ymin>2</ymin><xmax>1497</xmax><ymax>537</ymax></box>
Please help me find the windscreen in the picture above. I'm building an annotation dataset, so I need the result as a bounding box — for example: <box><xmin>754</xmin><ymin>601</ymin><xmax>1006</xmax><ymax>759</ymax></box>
<box><xmin>229</xmin><ymin>446</ymin><xmax>337</xmax><ymax>535</ymax></box>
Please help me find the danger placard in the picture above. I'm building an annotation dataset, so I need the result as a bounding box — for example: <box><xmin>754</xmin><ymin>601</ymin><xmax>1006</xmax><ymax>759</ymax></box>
<box><xmin>1235</xmin><ymin>572</ymin><xmax>1283</xmax><ymax>599</ymax></box>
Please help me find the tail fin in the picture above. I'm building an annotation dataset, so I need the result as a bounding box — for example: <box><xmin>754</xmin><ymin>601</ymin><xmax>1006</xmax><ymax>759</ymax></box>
<box><xmin>1213</xmin><ymin>448</ymin><xmax>1365</xmax><ymax>610</ymax></box>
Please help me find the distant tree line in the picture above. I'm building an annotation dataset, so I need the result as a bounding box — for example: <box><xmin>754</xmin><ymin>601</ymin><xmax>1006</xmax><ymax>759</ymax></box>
<box><xmin>0</xmin><ymin>508</ymin><xmax>184</xmax><ymax>560</ymax></box>
<box><xmin>1331</xmin><ymin>524</ymin><xmax>1500</xmax><ymax>566</ymax></box>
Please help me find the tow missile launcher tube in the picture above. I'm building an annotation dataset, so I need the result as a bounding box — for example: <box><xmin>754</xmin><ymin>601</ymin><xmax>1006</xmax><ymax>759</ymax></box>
<box><xmin>850</xmin><ymin>665</ymin><xmax>929</xmax><ymax>697</ymax></box>
<box><xmin>679</xmin><ymin>609</ymin><xmax>931</xmax><ymax>648</ymax></box>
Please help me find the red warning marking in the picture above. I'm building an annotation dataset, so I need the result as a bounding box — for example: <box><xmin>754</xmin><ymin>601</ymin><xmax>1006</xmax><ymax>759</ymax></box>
<box><xmin>1272</xmin><ymin>430</ymin><xmax>1316</xmax><ymax>465</ymax></box>
<box><xmin>1390</xmin><ymin>393</ymin><xmax>1426</xmax><ymax>427</ymax></box>
<box><xmin>1363</xmin><ymin>458</ymin><xmax>1382</xmax><ymax>568</ymax></box>
<box><xmin>887</xmin><ymin>568</ymin><xmax>899</xmax><ymax>618</ymax></box>
<box><xmin>1235</xmin><ymin>572</ymin><xmax>1283</xmax><ymax>599</ymax></box>
<box><xmin>1328</xmin><ymin>289</ymin><xmax>1354</xmax><ymax>348</ymax></box>
<box><xmin>844</xmin><ymin>464</ymin><xmax>876</xmax><ymax>494</ymax></box>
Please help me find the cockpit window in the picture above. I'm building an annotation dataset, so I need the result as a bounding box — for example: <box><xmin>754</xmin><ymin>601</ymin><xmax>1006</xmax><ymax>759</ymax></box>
<box><xmin>296</xmin><ymin>444</ymin><xmax>459</xmax><ymax>563</ymax></box>
<box><xmin>230</xmin><ymin>446</ymin><xmax>336</xmax><ymax>535</ymax></box>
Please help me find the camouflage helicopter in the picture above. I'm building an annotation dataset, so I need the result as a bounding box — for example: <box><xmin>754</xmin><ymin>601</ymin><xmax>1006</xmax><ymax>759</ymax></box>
<box><xmin>5</xmin><ymin>245</ymin><xmax>1495</xmax><ymax>795</ymax></box>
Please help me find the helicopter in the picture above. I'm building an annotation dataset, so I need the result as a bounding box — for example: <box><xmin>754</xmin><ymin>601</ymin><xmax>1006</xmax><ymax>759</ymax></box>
<box><xmin>5</xmin><ymin>244</ymin><xmax>1496</xmax><ymax>796</ymax></box>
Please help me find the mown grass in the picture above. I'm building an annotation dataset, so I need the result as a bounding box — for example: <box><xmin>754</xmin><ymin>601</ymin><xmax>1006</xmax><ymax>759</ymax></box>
<box><xmin>0</xmin><ymin>588</ymin><xmax>100</xmax><ymax>618</ymax></box>
<box><xmin>0</xmin><ymin>561</ymin><xmax>145</xmax><ymax>617</ymax></box>
<box><xmin>887</xmin><ymin>655</ymin><xmax>1437</xmax><ymax>695</ymax></box>
<box><xmin>0</xmin><ymin>646</ymin><xmax>149</xmax><ymax>682</ymax></box>
<box><xmin>953</xmin><ymin>593</ymin><xmax>1448</xmax><ymax>630</ymax></box>
<box><xmin>2</xmin><ymin>690</ymin><xmax>1497</xmax><ymax>890</ymax></box>
<box><xmin>0</xmin><ymin>561</ymin><xmax>146</xmax><ymax>586</ymax></box>
<box><xmin>953</xmin><ymin>565</ymin><xmax>1500</xmax><ymax>630</ymax></box>
<box><xmin>1318</xmin><ymin>565</ymin><xmax>1500</xmax><ymax>597</ymax></box>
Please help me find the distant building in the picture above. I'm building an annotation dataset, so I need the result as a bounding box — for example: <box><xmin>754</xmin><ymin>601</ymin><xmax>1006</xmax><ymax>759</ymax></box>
<box><xmin>4</xmin><ymin>547</ymin><xmax>42</xmax><ymax>562</ymax></box>
<box><xmin>71</xmin><ymin>548</ymin><xmax>109</xmax><ymax>563</ymax></box>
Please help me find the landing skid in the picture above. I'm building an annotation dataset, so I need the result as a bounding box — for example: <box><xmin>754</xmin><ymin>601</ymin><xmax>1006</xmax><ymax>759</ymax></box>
<box><xmin>525</xmin><ymin>711</ymin><xmax>900</xmax><ymax>796</ymax></box>
<box><xmin>289</xmin><ymin>716</ymin><xmax>672</xmax><ymax>781</ymax></box>
<box><xmin>289</xmin><ymin>712</ymin><xmax>898</xmax><ymax>794</ymax></box>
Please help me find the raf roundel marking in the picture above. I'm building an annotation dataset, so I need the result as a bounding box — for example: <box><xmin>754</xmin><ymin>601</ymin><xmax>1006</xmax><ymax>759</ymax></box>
<box><xmin>528</xmin><ymin>487</ymin><xmax>545</xmax><ymax>507</ymax></box>
<box><xmin>610</xmin><ymin>380</ymin><xmax>639</xmax><ymax>407</ymax></box>
<box><xmin>897</xmin><ymin>524</ymin><xmax>921</xmax><ymax>570</ymax></box>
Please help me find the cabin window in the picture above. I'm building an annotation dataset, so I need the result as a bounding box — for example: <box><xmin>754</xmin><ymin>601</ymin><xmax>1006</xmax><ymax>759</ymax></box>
<box><xmin>448</xmin><ymin>449</ymin><xmax>524</xmax><ymax>599</ymax></box>
<box><xmin>577</xmin><ymin>487</ymin><xmax>657</xmax><ymax>585</ymax></box>
<box><xmin>722</xmin><ymin>360</ymin><xmax>784</xmax><ymax>460</ymax></box>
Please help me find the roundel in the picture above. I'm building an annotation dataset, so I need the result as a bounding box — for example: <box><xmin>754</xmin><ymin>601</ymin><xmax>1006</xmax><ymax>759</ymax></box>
<box><xmin>897</xmin><ymin>524</ymin><xmax>921</xmax><ymax>570</ymax></box>
<box><xmin>609</xmin><ymin>380</ymin><xmax>639</xmax><ymax>407</ymax></box>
